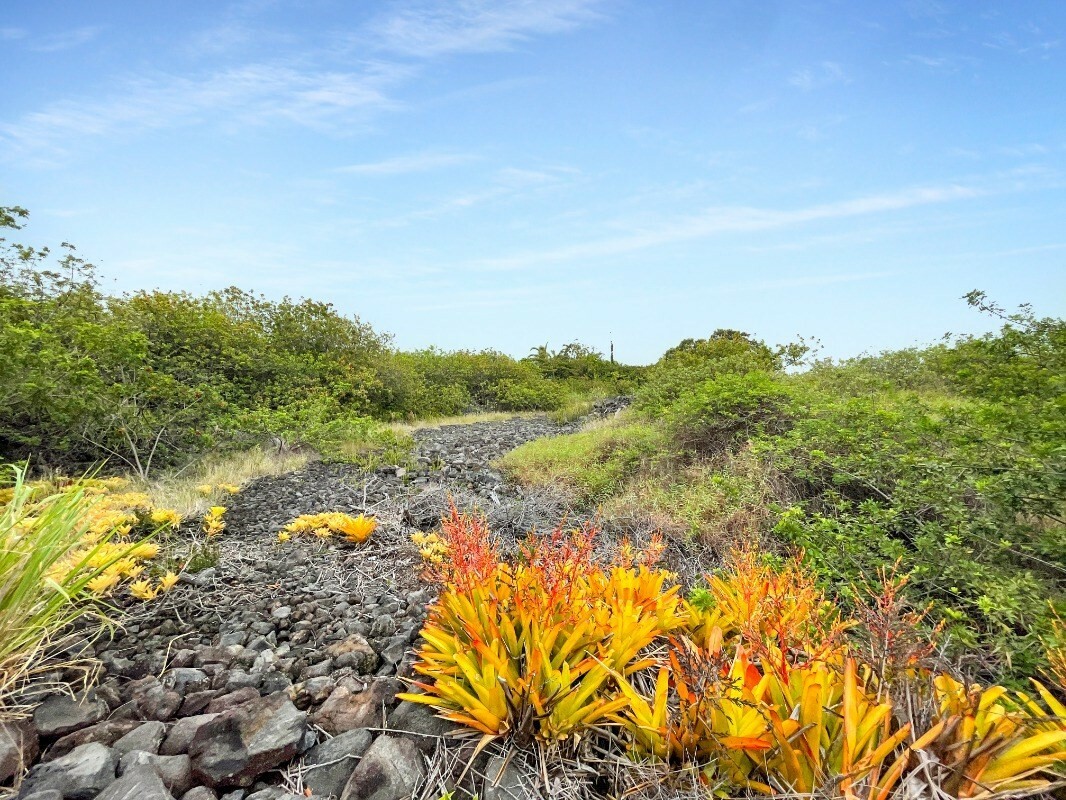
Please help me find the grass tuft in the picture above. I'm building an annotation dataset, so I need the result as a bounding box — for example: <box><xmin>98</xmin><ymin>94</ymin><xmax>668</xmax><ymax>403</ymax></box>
<box><xmin>133</xmin><ymin>446</ymin><xmax>311</xmax><ymax>518</ymax></box>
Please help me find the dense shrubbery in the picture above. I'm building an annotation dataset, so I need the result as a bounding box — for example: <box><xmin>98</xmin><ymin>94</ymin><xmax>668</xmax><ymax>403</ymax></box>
<box><xmin>503</xmin><ymin>302</ymin><xmax>1066</xmax><ymax>683</ymax></box>
<box><xmin>0</xmin><ymin>208</ymin><xmax>627</xmax><ymax>473</ymax></box>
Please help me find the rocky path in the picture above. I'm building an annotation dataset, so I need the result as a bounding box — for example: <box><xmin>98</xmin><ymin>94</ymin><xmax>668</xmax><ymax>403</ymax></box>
<box><xmin>3</xmin><ymin>414</ymin><xmax>597</xmax><ymax>800</ymax></box>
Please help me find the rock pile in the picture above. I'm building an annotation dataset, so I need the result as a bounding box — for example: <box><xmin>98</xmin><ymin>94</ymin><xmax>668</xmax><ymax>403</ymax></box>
<box><xmin>3</xmin><ymin>412</ymin><xmax>601</xmax><ymax>800</ymax></box>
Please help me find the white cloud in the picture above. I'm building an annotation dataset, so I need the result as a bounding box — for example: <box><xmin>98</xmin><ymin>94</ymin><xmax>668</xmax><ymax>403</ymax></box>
<box><xmin>476</xmin><ymin>183</ymin><xmax>982</xmax><ymax>270</ymax></box>
<box><xmin>1</xmin><ymin>27</ymin><xmax>27</xmax><ymax>40</ymax></box>
<box><xmin>28</xmin><ymin>26</ymin><xmax>104</xmax><ymax>53</ymax></box>
<box><xmin>2</xmin><ymin>0</ymin><xmax>609</xmax><ymax>166</ymax></box>
<box><xmin>337</xmin><ymin>151</ymin><xmax>477</xmax><ymax>175</ymax></box>
<box><xmin>1</xmin><ymin>62</ymin><xmax>406</xmax><ymax>164</ymax></box>
<box><xmin>788</xmin><ymin>61</ymin><xmax>848</xmax><ymax>91</ymax></box>
<box><xmin>366</xmin><ymin>0</ymin><xmax>604</xmax><ymax>57</ymax></box>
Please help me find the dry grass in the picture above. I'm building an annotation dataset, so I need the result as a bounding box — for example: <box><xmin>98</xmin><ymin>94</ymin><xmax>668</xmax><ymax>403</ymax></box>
<box><xmin>389</xmin><ymin>410</ymin><xmax>540</xmax><ymax>435</ymax></box>
<box><xmin>133</xmin><ymin>446</ymin><xmax>311</xmax><ymax>518</ymax></box>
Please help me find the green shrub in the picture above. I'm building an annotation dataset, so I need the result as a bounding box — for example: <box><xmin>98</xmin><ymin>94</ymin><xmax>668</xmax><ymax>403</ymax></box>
<box><xmin>664</xmin><ymin>372</ymin><xmax>796</xmax><ymax>456</ymax></box>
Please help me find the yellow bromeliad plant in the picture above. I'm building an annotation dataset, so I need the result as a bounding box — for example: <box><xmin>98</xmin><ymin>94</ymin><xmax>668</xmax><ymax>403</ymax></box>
<box><xmin>400</xmin><ymin>506</ymin><xmax>682</xmax><ymax>745</ymax></box>
<box><xmin>906</xmin><ymin>675</ymin><xmax>1066</xmax><ymax>798</ymax></box>
<box><xmin>280</xmin><ymin>512</ymin><xmax>376</xmax><ymax>544</ymax></box>
<box><xmin>403</xmin><ymin>515</ymin><xmax>1066</xmax><ymax>794</ymax></box>
<box><xmin>202</xmin><ymin>506</ymin><xmax>226</xmax><ymax>537</ymax></box>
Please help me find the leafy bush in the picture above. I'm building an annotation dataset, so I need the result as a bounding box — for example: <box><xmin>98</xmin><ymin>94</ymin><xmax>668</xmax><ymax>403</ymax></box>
<box><xmin>487</xmin><ymin>376</ymin><xmax>564</xmax><ymax>411</ymax></box>
<box><xmin>665</xmin><ymin>372</ymin><xmax>796</xmax><ymax>456</ymax></box>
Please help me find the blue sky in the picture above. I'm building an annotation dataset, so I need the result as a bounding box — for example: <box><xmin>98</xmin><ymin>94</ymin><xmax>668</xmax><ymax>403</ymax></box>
<box><xmin>2</xmin><ymin>1</ymin><xmax>1064</xmax><ymax>364</ymax></box>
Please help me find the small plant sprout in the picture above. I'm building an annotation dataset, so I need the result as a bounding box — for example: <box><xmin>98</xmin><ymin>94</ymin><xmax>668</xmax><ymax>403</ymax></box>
<box><xmin>202</xmin><ymin>506</ymin><xmax>226</xmax><ymax>537</ymax></box>
<box><xmin>157</xmin><ymin>571</ymin><xmax>180</xmax><ymax>593</ymax></box>
<box><xmin>129</xmin><ymin>579</ymin><xmax>157</xmax><ymax>601</ymax></box>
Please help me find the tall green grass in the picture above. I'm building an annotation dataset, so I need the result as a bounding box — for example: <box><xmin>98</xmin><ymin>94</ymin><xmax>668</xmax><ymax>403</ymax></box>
<box><xmin>0</xmin><ymin>466</ymin><xmax>124</xmax><ymax>718</ymax></box>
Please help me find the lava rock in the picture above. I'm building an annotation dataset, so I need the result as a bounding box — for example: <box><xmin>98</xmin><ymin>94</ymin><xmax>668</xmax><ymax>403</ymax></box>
<box><xmin>180</xmin><ymin>787</ymin><xmax>218</xmax><ymax>800</ymax></box>
<box><xmin>387</xmin><ymin>701</ymin><xmax>458</xmax><ymax>755</ymax></box>
<box><xmin>113</xmin><ymin>721</ymin><xmax>167</xmax><ymax>757</ymax></box>
<box><xmin>0</xmin><ymin>719</ymin><xmax>39</xmax><ymax>783</ymax></box>
<box><xmin>339</xmin><ymin>735</ymin><xmax>424</xmax><ymax>800</ymax></box>
<box><xmin>46</xmin><ymin>720</ymin><xmax>142</xmax><ymax>761</ymax></box>
<box><xmin>205</xmin><ymin>689</ymin><xmax>259</xmax><ymax>715</ymax></box>
<box><xmin>325</xmin><ymin>635</ymin><xmax>379</xmax><ymax>675</ymax></box>
<box><xmin>18</xmin><ymin>742</ymin><xmax>117</xmax><ymax>800</ymax></box>
<box><xmin>161</xmin><ymin>714</ymin><xmax>218</xmax><ymax>757</ymax></box>
<box><xmin>96</xmin><ymin>765</ymin><xmax>175</xmax><ymax>800</ymax></box>
<box><xmin>301</xmin><ymin>729</ymin><xmax>373</xmax><ymax>800</ymax></box>
<box><xmin>311</xmin><ymin>679</ymin><xmax>397</xmax><ymax>735</ymax></box>
<box><xmin>188</xmin><ymin>693</ymin><xmax>306</xmax><ymax>788</ymax></box>
<box><xmin>119</xmin><ymin>751</ymin><xmax>193</xmax><ymax>795</ymax></box>
<box><xmin>32</xmin><ymin>693</ymin><xmax>108</xmax><ymax>738</ymax></box>
<box><xmin>482</xmin><ymin>754</ymin><xmax>537</xmax><ymax>800</ymax></box>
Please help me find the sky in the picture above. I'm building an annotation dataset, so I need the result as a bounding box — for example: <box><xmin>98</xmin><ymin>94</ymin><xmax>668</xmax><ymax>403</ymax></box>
<box><xmin>2</xmin><ymin>0</ymin><xmax>1064</xmax><ymax>364</ymax></box>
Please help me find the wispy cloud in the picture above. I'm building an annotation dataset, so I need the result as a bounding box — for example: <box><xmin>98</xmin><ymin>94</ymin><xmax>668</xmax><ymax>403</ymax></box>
<box><xmin>373</xmin><ymin>165</ymin><xmax>572</xmax><ymax>227</ymax></box>
<box><xmin>788</xmin><ymin>61</ymin><xmax>848</xmax><ymax>91</ymax></box>
<box><xmin>1</xmin><ymin>62</ymin><xmax>406</xmax><ymax>165</ymax></box>
<box><xmin>28</xmin><ymin>25</ymin><xmax>104</xmax><ymax>53</ymax></box>
<box><xmin>476</xmin><ymin>183</ymin><xmax>982</xmax><ymax>270</ymax></box>
<box><xmin>1</xmin><ymin>27</ymin><xmax>27</xmax><ymax>40</ymax></box>
<box><xmin>366</xmin><ymin>0</ymin><xmax>605</xmax><ymax>58</ymax></box>
<box><xmin>336</xmin><ymin>150</ymin><xmax>477</xmax><ymax>175</ymax></box>
<box><xmin>3</xmin><ymin>0</ymin><xmax>608</xmax><ymax>166</ymax></box>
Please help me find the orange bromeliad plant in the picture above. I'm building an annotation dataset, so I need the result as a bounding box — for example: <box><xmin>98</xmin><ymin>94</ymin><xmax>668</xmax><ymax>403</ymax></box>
<box><xmin>400</xmin><ymin>506</ymin><xmax>682</xmax><ymax>745</ymax></box>
<box><xmin>404</xmin><ymin>514</ymin><xmax>1066</xmax><ymax>795</ymax></box>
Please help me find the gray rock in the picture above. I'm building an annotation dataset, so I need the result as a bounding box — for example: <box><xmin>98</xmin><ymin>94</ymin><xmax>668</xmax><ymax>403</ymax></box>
<box><xmin>188</xmin><ymin>693</ymin><xmax>307</xmax><ymax>788</ymax></box>
<box><xmin>324</xmin><ymin>636</ymin><xmax>378</xmax><ymax>675</ymax></box>
<box><xmin>224</xmin><ymin>672</ymin><xmax>262</xmax><ymax>693</ymax></box>
<box><xmin>45</xmin><ymin>720</ymin><xmax>142</xmax><ymax>761</ymax></box>
<box><xmin>387</xmin><ymin>701</ymin><xmax>458</xmax><ymax>755</ymax></box>
<box><xmin>311</xmin><ymin>678</ymin><xmax>398</xmax><ymax>738</ymax></box>
<box><xmin>129</xmin><ymin>678</ymin><xmax>183</xmax><ymax>722</ymax></box>
<box><xmin>32</xmin><ymin>693</ymin><xmax>108</xmax><ymax>738</ymax></box>
<box><xmin>290</xmin><ymin>677</ymin><xmax>335</xmax><ymax>710</ymax></box>
<box><xmin>340</xmin><ymin>735</ymin><xmax>424</xmax><ymax>800</ymax></box>
<box><xmin>178</xmin><ymin>568</ymin><xmax>215</xmax><ymax>588</ymax></box>
<box><xmin>181</xmin><ymin>788</ymin><xmax>218</xmax><ymax>800</ymax></box>
<box><xmin>96</xmin><ymin>764</ymin><xmax>175</xmax><ymax>800</ymax></box>
<box><xmin>302</xmin><ymin>729</ymin><xmax>373</xmax><ymax>800</ymax></box>
<box><xmin>119</xmin><ymin>750</ymin><xmax>194</xmax><ymax>795</ymax></box>
<box><xmin>161</xmin><ymin>714</ymin><xmax>218</xmax><ymax>756</ymax></box>
<box><xmin>1</xmin><ymin>719</ymin><xmax>39</xmax><ymax>783</ymax></box>
<box><xmin>162</xmin><ymin>669</ymin><xmax>211</xmax><ymax>697</ymax></box>
<box><xmin>482</xmin><ymin>754</ymin><xmax>537</xmax><ymax>800</ymax></box>
<box><xmin>195</xmin><ymin>646</ymin><xmax>244</xmax><ymax>668</ymax></box>
<box><xmin>259</xmin><ymin>671</ymin><xmax>290</xmax><ymax>694</ymax></box>
<box><xmin>205</xmin><ymin>689</ymin><xmax>259</xmax><ymax>715</ymax></box>
<box><xmin>378</xmin><ymin>637</ymin><xmax>407</xmax><ymax>667</ymax></box>
<box><xmin>244</xmin><ymin>790</ymin><xmax>288</xmax><ymax>800</ymax></box>
<box><xmin>113</xmin><ymin>721</ymin><xmax>167</xmax><ymax>756</ymax></box>
<box><xmin>18</xmin><ymin>790</ymin><xmax>63</xmax><ymax>800</ymax></box>
<box><xmin>180</xmin><ymin>691</ymin><xmax>221</xmax><ymax>717</ymax></box>
<box><xmin>299</xmin><ymin>659</ymin><xmax>333</xmax><ymax>680</ymax></box>
<box><xmin>18</xmin><ymin>742</ymin><xmax>117</xmax><ymax>800</ymax></box>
